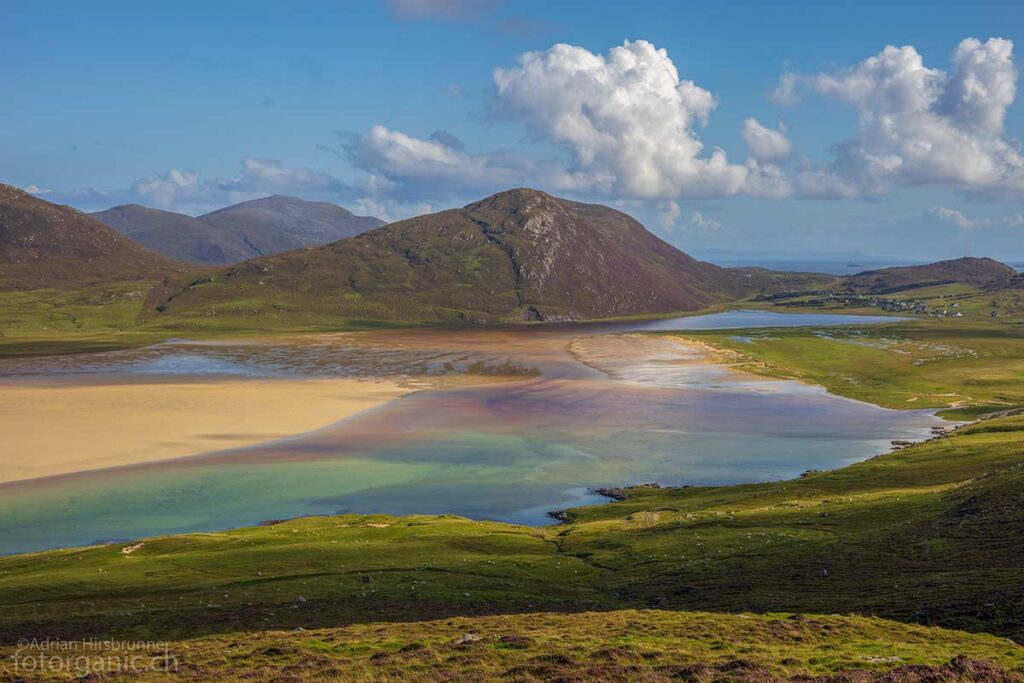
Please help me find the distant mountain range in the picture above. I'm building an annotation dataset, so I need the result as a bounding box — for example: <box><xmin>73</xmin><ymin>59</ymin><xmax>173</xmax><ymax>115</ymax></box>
<box><xmin>3</xmin><ymin>182</ymin><xmax>1021</xmax><ymax>327</ymax></box>
<box><xmin>0</xmin><ymin>184</ymin><xmax>188</xmax><ymax>290</ymax></box>
<box><xmin>93</xmin><ymin>195</ymin><xmax>384</xmax><ymax>264</ymax></box>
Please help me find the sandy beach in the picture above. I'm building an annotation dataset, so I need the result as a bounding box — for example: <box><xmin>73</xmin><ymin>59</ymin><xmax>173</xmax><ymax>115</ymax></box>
<box><xmin>0</xmin><ymin>376</ymin><xmax>411</xmax><ymax>483</ymax></box>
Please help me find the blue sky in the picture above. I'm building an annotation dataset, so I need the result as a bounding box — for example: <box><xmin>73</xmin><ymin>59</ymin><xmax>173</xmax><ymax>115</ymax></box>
<box><xmin>3</xmin><ymin>0</ymin><xmax>1024</xmax><ymax>261</ymax></box>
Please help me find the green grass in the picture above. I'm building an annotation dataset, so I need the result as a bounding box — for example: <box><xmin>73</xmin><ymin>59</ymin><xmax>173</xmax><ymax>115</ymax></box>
<box><xmin>677</xmin><ymin>319</ymin><xmax>1024</xmax><ymax>419</ymax></box>
<box><xmin>753</xmin><ymin>278</ymin><xmax>1024</xmax><ymax>321</ymax></box>
<box><xmin>3</xmin><ymin>610</ymin><xmax>1020</xmax><ymax>681</ymax></box>
<box><xmin>0</xmin><ymin>282</ymin><xmax>436</xmax><ymax>357</ymax></box>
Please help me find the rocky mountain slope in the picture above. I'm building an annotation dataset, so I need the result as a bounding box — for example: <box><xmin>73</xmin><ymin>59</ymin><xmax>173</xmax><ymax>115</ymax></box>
<box><xmin>155</xmin><ymin>188</ymin><xmax>758</xmax><ymax>324</ymax></box>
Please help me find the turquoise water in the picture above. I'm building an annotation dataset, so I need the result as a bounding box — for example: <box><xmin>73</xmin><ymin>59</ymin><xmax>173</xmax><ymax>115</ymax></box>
<box><xmin>0</xmin><ymin>311</ymin><xmax>941</xmax><ymax>555</ymax></box>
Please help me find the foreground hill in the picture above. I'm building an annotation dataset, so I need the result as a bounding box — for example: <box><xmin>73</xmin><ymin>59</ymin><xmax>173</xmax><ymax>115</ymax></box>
<box><xmin>94</xmin><ymin>195</ymin><xmax>384</xmax><ymax>265</ymax></box>
<box><xmin>154</xmin><ymin>189</ymin><xmax>759</xmax><ymax>325</ymax></box>
<box><xmin>2</xmin><ymin>610</ymin><xmax>1019</xmax><ymax>681</ymax></box>
<box><xmin>0</xmin><ymin>184</ymin><xmax>188</xmax><ymax>290</ymax></box>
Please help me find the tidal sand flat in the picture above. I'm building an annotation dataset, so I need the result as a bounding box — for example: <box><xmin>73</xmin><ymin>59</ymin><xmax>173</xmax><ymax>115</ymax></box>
<box><xmin>0</xmin><ymin>376</ymin><xmax>410</xmax><ymax>483</ymax></box>
<box><xmin>0</xmin><ymin>312</ymin><xmax>945</xmax><ymax>555</ymax></box>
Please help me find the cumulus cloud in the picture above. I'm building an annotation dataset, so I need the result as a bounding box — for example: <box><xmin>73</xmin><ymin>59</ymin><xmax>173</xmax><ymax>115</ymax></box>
<box><xmin>742</xmin><ymin>118</ymin><xmax>792</xmax><ymax>161</ymax></box>
<box><xmin>491</xmin><ymin>40</ymin><xmax>749</xmax><ymax>199</ymax></box>
<box><xmin>782</xmin><ymin>37</ymin><xmax>1023</xmax><ymax>197</ymax></box>
<box><xmin>340</xmin><ymin>40</ymin><xmax>804</xmax><ymax>206</ymax></box>
<box><xmin>345</xmin><ymin>125</ymin><xmax>529</xmax><ymax>193</ymax></box>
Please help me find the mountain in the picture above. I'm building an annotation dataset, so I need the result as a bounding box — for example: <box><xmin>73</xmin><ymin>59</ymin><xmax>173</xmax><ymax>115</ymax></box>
<box><xmin>92</xmin><ymin>204</ymin><xmax>253</xmax><ymax>265</ymax></box>
<box><xmin>93</xmin><ymin>196</ymin><xmax>385</xmax><ymax>265</ymax></box>
<box><xmin>0</xmin><ymin>184</ymin><xmax>187</xmax><ymax>290</ymax></box>
<box><xmin>839</xmin><ymin>257</ymin><xmax>1018</xmax><ymax>294</ymax></box>
<box><xmin>156</xmin><ymin>188</ymin><xmax>755</xmax><ymax>324</ymax></box>
<box><xmin>199</xmin><ymin>195</ymin><xmax>385</xmax><ymax>257</ymax></box>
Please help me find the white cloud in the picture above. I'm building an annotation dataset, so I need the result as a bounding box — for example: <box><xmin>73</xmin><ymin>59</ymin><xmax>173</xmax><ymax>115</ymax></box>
<box><xmin>742</xmin><ymin>159</ymin><xmax>793</xmax><ymax>199</ymax></box>
<box><xmin>655</xmin><ymin>202</ymin><xmax>722</xmax><ymax>234</ymax></box>
<box><xmin>222</xmin><ymin>157</ymin><xmax>344</xmax><ymax>195</ymax></box>
<box><xmin>688</xmin><ymin>210</ymin><xmax>722</xmax><ymax>233</ymax></box>
<box><xmin>346</xmin><ymin>125</ymin><xmax>528</xmax><ymax>191</ymax></box>
<box><xmin>341</xmin><ymin>40</ymin><xmax>800</xmax><ymax>206</ymax></box>
<box><xmin>130</xmin><ymin>169</ymin><xmax>202</xmax><ymax>208</ymax></box>
<box><xmin>491</xmin><ymin>40</ymin><xmax>749</xmax><ymax>199</ymax></box>
<box><xmin>929</xmin><ymin>206</ymin><xmax>983</xmax><ymax>229</ymax></box>
<box><xmin>782</xmin><ymin>37</ymin><xmax>1024</xmax><ymax>197</ymax></box>
<box><xmin>30</xmin><ymin>159</ymin><xmax>358</xmax><ymax>215</ymax></box>
<box><xmin>350</xmin><ymin>197</ymin><xmax>436</xmax><ymax>223</ymax></box>
<box><xmin>742</xmin><ymin>118</ymin><xmax>792</xmax><ymax>161</ymax></box>
<box><xmin>770</xmin><ymin>72</ymin><xmax>800</xmax><ymax>106</ymax></box>
<box><xmin>127</xmin><ymin>159</ymin><xmax>346</xmax><ymax>213</ymax></box>
<box><xmin>656</xmin><ymin>200</ymin><xmax>681</xmax><ymax>230</ymax></box>
<box><xmin>928</xmin><ymin>205</ymin><xmax>1024</xmax><ymax>230</ymax></box>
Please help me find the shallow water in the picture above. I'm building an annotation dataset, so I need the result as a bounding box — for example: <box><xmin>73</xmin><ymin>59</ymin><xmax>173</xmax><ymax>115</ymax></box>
<box><xmin>0</xmin><ymin>311</ymin><xmax>941</xmax><ymax>555</ymax></box>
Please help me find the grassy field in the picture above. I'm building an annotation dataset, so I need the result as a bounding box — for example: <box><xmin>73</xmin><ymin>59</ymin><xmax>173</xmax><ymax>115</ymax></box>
<box><xmin>760</xmin><ymin>280</ymin><xmax>1024</xmax><ymax>321</ymax></box>
<box><xmin>0</xmin><ymin>282</ymin><xmax>428</xmax><ymax>358</ymax></box>
<box><xmin>675</xmin><ymin>319</ymin><xmax>1024</xmax><ymax>419</ymax></box>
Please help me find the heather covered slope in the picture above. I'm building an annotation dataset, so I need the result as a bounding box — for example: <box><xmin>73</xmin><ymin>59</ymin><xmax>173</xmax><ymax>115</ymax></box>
<box><xmin>0</xmin><ymin>184</ymin><xmax>188</xmax><ymax>290</ymax></box>
<box><xmin>93</xmin><ymin>195</ymin><xmax>385</xmax><ymax>265</ymax></box>
<box><xmin>154</xmin><ymin>189</ymin><xmax>756</xmax><ymax>325</ymax></box>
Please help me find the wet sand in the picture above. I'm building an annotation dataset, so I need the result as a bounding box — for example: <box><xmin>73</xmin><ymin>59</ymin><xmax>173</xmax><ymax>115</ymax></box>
<box><xmin>0</xmin><ymin>376</ymin><xmax>411</xmax><ymax>483</ymax></box>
